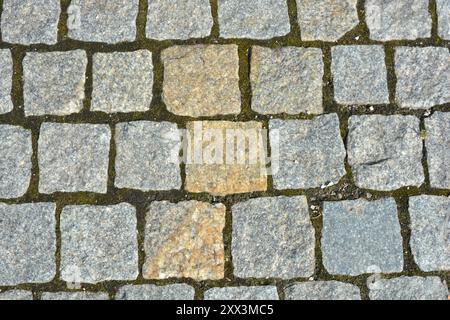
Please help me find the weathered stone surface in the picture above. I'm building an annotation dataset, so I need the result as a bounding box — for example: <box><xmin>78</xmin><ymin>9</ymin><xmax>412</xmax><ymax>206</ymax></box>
<box><xmin>425</xmin><ymin>112</ymin><xmax>450</xmax><ymax>189</ymax></box>
<box><xmin>437</xmin><ymin>0</ymin><xmax>450</xmax><ymax>39</ymax></box>
<box><xmin>232</xmin><ymin>196</ymin><xmax>315</xmax><ymax>279</ymax></box>
<box><xmin>60</xmin><ymin>204</ymin><xmax>138</xmax><ymax>284</ymax></box>
<box><xmin>68</xmin><ymin>0</ymin><xmax>138</xmax><ymax>43</ymax></box>
<box><xmin>0</xmin><ymin>290</ymin><xmax>33</xmax><ymax>300</ymax></box>
<box><xmin>162</xmin><ymin>45</ymin><xmax>240</xmax><ymax>117</ymax></box>
<box><xmin>143</xmin><ymin>201</ymin><xmax>226</xmax><ymax>280</ymax></box>
<box><xmin>38</xmin><ymin>123</ymin><xmax>110</xmax><ymax>194</ymax></box>
<box><xmin>296</xmin><ymin>0</ymin><xmax>359</xmax><ymax>41</ymax></box>
<box><xmin>217</xmin><ymin>0</ymin><xmax>290</xmax><ymax>39</ymax></box>
<box><xmin>369</xmin><ymin>277</ymin><xmax>449</xmax><ymax>300</ymax></box>
<box><xmin>348</xmin><ymin>115</ymin><xmax>424</xmax><ymax>191</ymax></box>
<box><xmin>0</xmin><ymin>125</ymin><xmax>32</xmax><ymax>199</ymax></box>
<box><xmin>332</xmin><ymin>45</ymin><xmax>389</xmax><ymax>105</ymax></box>
<box><xmin>0</xmin><ymin>203</ymin><xmax>56</xmax><ymax>285</ymax></box>
<box><xmin>285</xmin><ymin>281</ymin><xmax>361</xmax><ymax>300</ymax></box>
<box><xmin>0</xmin><ymin>50</ymin><xmax>13</xmax><ymax>114</ymax></box>
<box><xmin>91</xmin><ymin>51</ymin><xmax>153</xmax><ymax>113</ymax></box>
<box><xmin>116</xmin><ymin>284</ymin><xmax>195</xmax><ymax>300</ymax></box>
<box><xmin>395</xmin><ymin>47</ymin><xmax>450</xmax><ymax>109</ymax></box>
<box><xmin>1</xmin><ymin>0</ymin><xmax>60</xmax><ymax>45</ymax></box>
<box><xmin>251</xmin><ymin>46</ymin><xmax>323</xmax><ymax>114</ymax></box>
<box><xmin>185</xmin><ymin>121</ymin><xmax>268</xmax><ymax>195</ymax></box>
<box><xmin>23</xmin><ymin>51</ymin><xmax>87</xmax><ymax>116</ymax></box>
<box><xmin>409</xmin><ymin>196</ymin><xmax>450</xmax><ymax>272</ymax></box>
<box><xmin>322</xmin><ymin>198</ymin><xmax>404</xmax><ymax>276</ymax></box>
<box><xmin>204</xmin><ymin>286</ymin><xmax>279</xmax><ymax>300</ymax></box>
<box><xmin>115</xmin><ymin>121</ymin><xmax>181</xmax><ymax>191</ymax></box>
<box><xmin>146</xmin><ymin>0</ymin><xmax>213</xmax><ymax>40</ymax></box>
<box><xmin>41</xmin><ymin>292</ymin><xmax>109</xmax><ymax>300</ymax></box>
<box><xmin>365</xmin><ymin>0</ymin><xmax>432</xmax><ymax>41</ymax></box>
<box><xmin>269</xmin><ymin>114</ymin><xmax>346</xmax><ymax>189</ymax></box>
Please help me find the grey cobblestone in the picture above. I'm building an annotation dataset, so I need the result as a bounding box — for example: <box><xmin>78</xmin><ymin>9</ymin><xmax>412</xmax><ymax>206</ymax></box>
<box><xmin>284</xmin><ymin>281</ymin><xmax>361</xmax><ymax>300</ymax></box>
<box><xmin>0</xmin><ymin>50</ymin><xmax>13</xmax><ymax>114</ymax></box>
<box><xmin>0</xmin><ymin>290</ymin><xmax>33</xmax><ymax>300</ymax></box>
<box><xmin>41</xmin><ymin>292</ymin><xmax>109</xmax><ymax>300</ymax></box>
<box><xmin>204</xmin><ymin>286</ymin><xmax>279</xmax><ymax>300</ymax></box>
<box><xmin>116</xmin><ymin>284</ymin><xmax>195</xmax><ymax>300</ymax></box>
<box><xmin>437</xmin><ymin>0</ymin><xmax>450</xmax><ymax>39</ymax></box>
<box><xmin>369</xmin><ymin>277</ymin><xmax>449</xmax><ymax>300</ymax></box>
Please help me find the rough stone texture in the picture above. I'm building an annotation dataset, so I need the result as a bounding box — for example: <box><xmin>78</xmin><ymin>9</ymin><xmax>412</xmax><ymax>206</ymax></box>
<box><xmin>116</xmin><ymin>284</ymin><xmax>195</xmax><ymax>300</ymax></box>
<box><xmin>143</xmin><ymin>201</ymin><xmax>226</xmax><ymax>280</ymax></box>
<box><xmin>41</xmin><ymin>292</ymin><xmax>109</xmax><ymax>300</ymax></box>
<box><xmin>146</xmin><ymin>0</ymin><xmax>213</xmax><ymax>40</ymax></box>
<box><xmin>0</xmin><ymin>125</ymin><xmax>32</xmax><ymax>199</ymax></box>
<box><xmin>425</xmin><ymin>112</ymin><xmax>450</xmax><ymax>189</ymax></box>
<box><xmin>365</xmin><ymin>0</ymin><xmax>432</xmax><ymax>41</ymax></box>
<box><xmin>38</xmin><ymin>123</ymin><xmax>111</xmax><ymax>194</ymax></box>
<box><xmin>332</xmin><ymin>45</ymin><xmax>389</xmax><ymax>105</ymax></box>
<box><xmin>0</xmin><ymin>203</ymin><xmax>56</xmax><ymax>285</ymax></box>
<box><xmin>250</xmin><ymin>46</ymin><xmax>323</xmax><ymax>115</ymax></box>
<box><xmin>204</xmin><ymin>286</ymin><xmax>279</xmax><ymax>300</ymax></box>
<box><xmin>115</xmin><ymin>121</ymin><xmax>182</xmax><ymax>191</ymax></box>
<box><xmin>185</xmin><ymin>121</ymin><xmax>268</xmax><ymax>195</ymax></box>
<box><xmin>232</xmin><ymin>196</ymin><xmax>315</xmax><ymax>279</ymax></box>
<box><xmin>162</xmin><ymin>45</ymin><xmax>240</xmax><ymax>117</ymax></box>
<box><xmin>269</xmin><ymin>114</ymin><xmax>346</xmax><ymax>190</ymax></box>
<box><xmin>68</xmin><ymin>0</ymin><xmax>138</xmax><ymax>44</ymax></box>
<box><xmin>347</xmin><ymin>115</ymin><xmax>424</xmax><ymax>191</ymax></box>
<box><xmin>395</xmin><ymin>47</ymin><xmax>450</xmax><ymax>109</ymax></box>
<box><xmin>1</xmin><ymin>0</ymin><xmax>60</xmax><ymax>45</ymax></box>
<box><xmin>0</xmin><ymin>50</ymin><xmax>13</xmax><ymax>114</ymax></box>
<box><xmin>23</xmin><ymin>51</ymin><xmax>87</xmax><ymax>116</ymax></box>
<box><xmin>409</xmin><ymin>196</ymin><xmax>450</xmax><ymax>272</ymax></box>
<box><xmin>0</xmin><ymin>290</ymin><xmax>33</xmax><ymax>300</ymax></box>
<box><xmin>91</xmin><ymin>51</ymin><xmax>153</xmax><ymax>113</ymax></box>
<box><xmin>369</xmin><ymin>277</ymin><xmax>449</xmax><ymax>300</ymax></box>
<box><xmin>296</xmin><ymin>0</ymin><xmax>359</xmax><ymax>41</ymax></box>
<box><xmin>284</xmin><ymin>281</ymin><xmax>362</xmax><ymax>300</ymax></box>
<box><xmin>322</xmin><ymin>198</ymin><xmax>404</xmax><ymax>276</ymax></box>
<box><xmin>437</xmin><ymin>0</ymin><xmax>450</xmax><ymax>39</ymax></box>
<box><xmin>60</xmin><ymin>204</ymin><xmax>138</xmax><ymax>284</ymax></box>
<box><xmin>217</xmin><ymin>0</ymin><xmax>290</xmax><ymax>39</ymax></box>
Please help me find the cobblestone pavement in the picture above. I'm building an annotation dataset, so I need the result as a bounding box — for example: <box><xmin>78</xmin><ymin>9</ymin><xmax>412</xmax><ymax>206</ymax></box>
<box><xmin>0</xmin><ymin>0</ymin><xmax>449</xmax><ymax>301</ymax></box>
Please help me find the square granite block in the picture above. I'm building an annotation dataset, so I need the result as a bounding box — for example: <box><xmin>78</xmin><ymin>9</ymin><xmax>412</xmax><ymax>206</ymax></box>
<box><xmin>437</xmin><ymin>0</ymin><xmax>450</xmax><ymax>39</ymax></box>
<box><xmin>369</xmin><ymin>277</ymin><xmax>448</xmax><ymax>300</ymax></box>
<box><xmin>41</xmin><ymin>292</ymin><xmax>109</xmax><ymax>300</ymax></box>
<box><xmin>0</xmin><ymin>50</ymin><xmax>13</xmax><ymax>114</ymax></box>
<box><xmin>204</xmin><ymin>287</ymin><xmax>279</xmax><ymax>300</ymax></box>
<box><xmin>284</xmin><ymin>281</ymin><xmax>361</xmax><ymax>300</ymax></box>
<box><xmin>116</xmin><ymin>284</ymin><xmax>195</xmax><ymax>300</ymax></box>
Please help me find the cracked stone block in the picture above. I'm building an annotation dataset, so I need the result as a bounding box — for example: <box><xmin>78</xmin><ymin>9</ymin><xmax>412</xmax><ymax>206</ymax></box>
<box><xmin>0</xmin><ymin>290</ymin><xmax>33</xmax><ymax>300</ymax></box>
<box><xmin>204</xmin><ymin>286</ymin><xmax>279</xmax><ymax>300</ymax></box>
<box><xmin>0</xmin><ymin>50</ymin><xmax>13</xmax><ymax>114</ymax></box>
<box><xmin>285</xmin><ymin>281</ymin><xmax>361</xmax><ymax>300</ymax></box>
<box><xmin>269</xmin><ymin>114</ymin><xmax>346</xmax><ymax>190</ymax></box>
<box><xmin>143</xmin><ymin>201</ymin><xmax>226</xmax><ymax>280</ymax></box>
<box><xmin>60</xmin><ymin>204</ymin><xmax>138</xmax><ymax>284</ymax></box>
<box><xmin>395</xmin><ymin>47</ymin><xmax>450</xmax><ymax>109</ymax></box>
<box><xmin>162</xmin><ymin>45</ymin><xmax>240</xmax><ymax>117</ymax></box>
<box><xmin>425</xmin><ymin>112</ymin><xmax>450</xmax><ymax>189</ymax></box>
<box><xmin>217</xmin><ymin>0</ymin><xmax>290</xmax><ymax>39</ymax></box>
<box><xmin>437</xmin><ymin>0</ymin><xmax>450</xmax><ymax>39</ymax></box>
<box><xmin>0</xmin><ymin>203</ymin><xmax>56</xmax><ymax>285</ymax></box>
<box><xmin>1</xmin><ymin>0</ymin><xmax>60</xmax><ymax>45</ymax></box>
<box><xmin>409</xmin><ymin>196</ymin><xmax>450</xmax><ymax>272</ymax></box>
<box><xmin>185</xmin><ymin>121</ymin><xmax>268</xmax><ymax>195</ymax></box>
<box><xmin>38</xmin><ymin>123</ymin><xmax>110</xmax><ymax>194</ymax></box>
<box><xmin>146</xmin><ymin>0</ymin><xmax>213</xmax><ymax>40</ymax></box>
<box><xmin>369</xmin><ymin>277</ymin><xmax>449</xmax><ymax>300</ymax></box>
<box><xmin>322</xmin><ymin>198</ymin><xmax>404</xmax><ymax>276</ymax></box>
<box><xmin>115</xmin><ymin>121</ymin><xmax>182</xmax><ymax>191</ymax></box>
<box><xmin>296</xmin><ymin>0</ymin><xmax>359</xmax><ymax>41</ymax></box>
<box><xmin>332</xmin><ymin>45</ymin><xmax>389</xmax><ymax>105</ymax></box>
<box><xmin>348</xmin><ymin>115</ymin><xmax>424</xmax><ymax>191</ymax></box>
<box><xmin>91</xmin><ymin>51</ymin><xmax>153</xmax><ymax>113</ymax></box>
<box><xmin>365</xmin><ymin>0</ymin><xmax>432</xmax><ymax>41</ymax></box>
<box><xmin>0</xmin><ymin>125</ymin><xmax>32</xmax><ymax>199</ymax></box>
<box><xmin>68</xmin><ymin>0</ymin><xmax>138</xmax><ymax>44</ymax></box>
<box><xmin>250</xmin><ymin>46</ymin><xmax>323</xmax><ymax>115</ymax></box>
<box><xmin>116</xmin><ymin>284</ymin><xmax>195</xmax><ymax>300</ymax></box>
<box><xmin>23</xmin><ymin>51</ymin><xmax>87</xmax><ymax>116</ymax></box>
<box><xmin>232</xmin><ymin>196</ymin><xmax>315</xmax><ymax>279</ymax></box>
<box><xmin>41</xmin><ymin>292</ymin><xmax>109</xmax><ymax>300</ymax></box>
